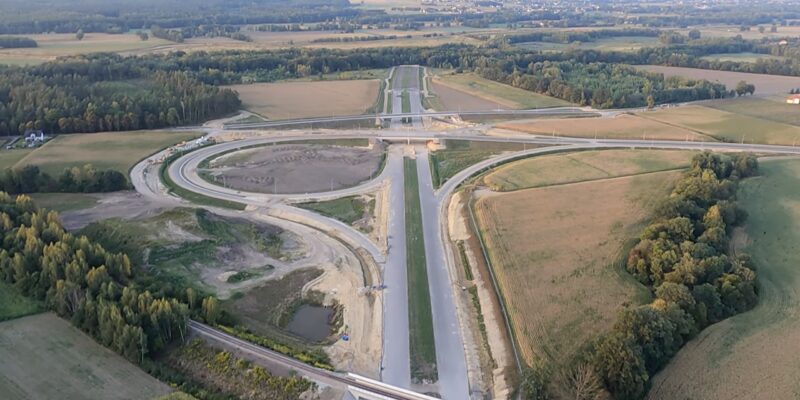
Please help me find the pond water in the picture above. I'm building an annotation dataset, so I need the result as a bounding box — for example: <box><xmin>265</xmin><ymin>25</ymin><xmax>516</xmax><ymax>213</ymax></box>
<box><xmin>286</xmin><ymin>304</ymin><xmax>333</xmax><ymax>342</ymax></box>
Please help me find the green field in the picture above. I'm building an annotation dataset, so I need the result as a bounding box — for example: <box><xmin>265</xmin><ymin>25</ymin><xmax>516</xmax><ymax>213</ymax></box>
<box><xmin>402</xmin><ymin>90</ymin><xmax>411</xmax><ymax>113</ymax></box>
<box><xmin>0</xmin><ymin>313</ymin><xmax>171</xmax><ymax>399</ymax></box>
<box><xmin>515</xmin><ymin>36</ymin><xmax>662</xmax><ymax>53</ymax></box>
<box><xmin>644</xmin><ymin>105</ymin><xmax>800</xmax><ymax>145</ymax></box>
<box><xmin>483</xmin><ymin>149</ymin><xmax>695</xmax><ymax>191</ymax></box>
<box><xmin>17</xmin><ymin>130</ymin><xmax>201</xmax><ymax>175</ymax></box>
<box><xmin>0</xmin><ymin>33</ymin><xmax>171</xmax><ymax>66</ymax></box>
<box><xmin>648</xmin><ymin>158</ymin><xmax>800</xmax><ymax>399</ymax></box>
<box><xmin>296</xmin><ymin>195</ymin><xmax>373</xmax><ymax>225</ymax></box>
<box><xmin>27</xmin><ymin>192</ymin><xmax>99</xmax><ymax>212</ymax></box>
<box><xmin>699</xmin><ymin>52</ymin><xmax>787</xmax><ymax>63</ymax></box>
<box><xmin>0</xmin><ymin>282</ymin><xmax>42</xmax><ymax>321</ymax></box>
<box><xmin>429</xmin><ymin>140</ymin><xmax>527</xmax><ymax>188</ymax></box>
<box><xmin>436</xmin><ymin>73</ymin><xmax>572</xmax><ymax>109</ymax></box>
<box><xmin>0</xmin><ymin>149</ymin><xmax>33</xmax><ymax>170</ymax></box>
<box><xmin>706</xmin><ymin>97</ymin><xmax>800</xmax><ymax>127</ymax></box>
<box><xmin>404</xmin><ymin>157</ymin><xmax>437</xmax><ymax>382</ymax></box>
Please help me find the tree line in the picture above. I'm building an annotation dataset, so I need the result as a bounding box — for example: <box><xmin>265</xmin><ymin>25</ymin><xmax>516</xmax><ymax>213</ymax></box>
<box><xmin>0</xmin><ymin>36</ymin><xmax>37</xmax><ymax>48</ymax></box>
<box><xmin>596</xmin><ymin>152</ymin><xmax>759</xmax><ymax>399</ymax></box>
<box><xmin>0</xmin><ymin>193</ymin><xmax>196</xmax><ymax>363</ymax></box>
<box><xmin>0</xmin><ymin>54</ymin><xmax>240</xmax><ymax>135</ymax></box>
<box><xmin>0</xmin><ymin>164</ymin><xmax>128</xmax><ymax>194</ymax></box>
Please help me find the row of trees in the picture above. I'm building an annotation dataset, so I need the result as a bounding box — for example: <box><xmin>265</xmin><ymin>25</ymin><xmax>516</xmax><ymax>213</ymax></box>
<box><xmin>0</xmin><ymin>55</ymin><xmax>240</xmax><ymax>135</ymax></box>
<box><xmin>594</xmin><ymin>153</ymin><xmax>759</xmax><ymax>399</ymax></box>
<box><xmin>0</xmin><ymin>164</ymin><xmax>128</xmax><ymax>194</ymax></box>
<box><xmin>0</xmin><ymin>36</ymin><xmax>37</xmax><ymax>48</ymax></box>
<box><xmin>0</xmin><ymin>193</ymin><xmax>200</xmax><ymax>362</ymax></box>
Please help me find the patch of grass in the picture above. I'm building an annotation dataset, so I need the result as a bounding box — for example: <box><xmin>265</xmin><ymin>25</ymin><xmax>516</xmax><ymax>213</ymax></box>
<box><xmin>160</xmin><ymin>150</ymin><xmax>247</xmax><ymax>210</ymax></box>
<box><xmin>436</xmin><ymin>72</ymin><xmax>572</xmax><ymax>109</ymax></box>
<box><xmin>18</xmin><ymin>130</ymin><xmax>202</xmax><ymax>176</ymax></box>
<box><xmin>27</xmin><ymin>192</ymin><xmax>98</xmax><ymax>213</ymax></box>
<box><xmin>483</xmin><ymin>149</ymin><xmax>694</xmax><ymax>191</ymax></box>
<box><xmin>0</xmin><ymin>148</ymin><xmax>33</xmax><ymax>170</ymax></box>
<box><xmin>699</xmin><ymin>52</ymin><xmax>786</xmax><ymax>63</ymax></box>
<box><xmin>515</xmin><ymin>36</ymin><xmax>662</xmax><ymax>53</ymax></box>
<box><xmin>226</xmin><ymin>270</ymin><xmax>263</xmax><ymax>283</ymax></box>
<box><xmin>404</xmin><ymin>157</ymin><xmax>438</xmax><ymax>383</ymax></box>
<box><xmin>297</xmin><ymin>195</ymin><xmax>369</xmax><ymax>225</ymax></box>
<box><xmin>0</xmin><ymin>282</ymin><xmax>43</xmax><ymax>321</ymax></box>
<box><xmin>707</xmin><ymin>97</ymin><xmax>800</xmax><ymax>127</ymax></box>
<box><xmin>645</xmin><ymin>105</ymin><xmax>800</xmax><ymax>145</ymax></box>
<box><xmin>402</xmin><ymin>90</ymin><xmax>411</xmax><ymax>113</ymax></box>
<box><xmin>0</xmin><ymin>313</ymin><xmax>171</xmax><ymax>399</ymax></box>
<box><xmin>429</xmin><ymin>140</ymin><xmax>528</xmax><ymax>188</ymax></box>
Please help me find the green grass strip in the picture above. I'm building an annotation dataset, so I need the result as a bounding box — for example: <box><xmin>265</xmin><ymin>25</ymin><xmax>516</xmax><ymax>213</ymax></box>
<box><xmin>160</xmin><ymin>149</ymin><xmax>247</xmax><ymax>211</ymax></box>
<box><xmin>403</xmin><ymin>157</ymin><xmax>438</xmax><ymax>382</ymax></box>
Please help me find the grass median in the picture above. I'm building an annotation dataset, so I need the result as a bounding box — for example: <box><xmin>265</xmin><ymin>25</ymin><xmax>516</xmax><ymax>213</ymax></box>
<box><xmin>404</xmin><ymin>157</ymin><xmax>438</xmax><ymax>383</ymax></box>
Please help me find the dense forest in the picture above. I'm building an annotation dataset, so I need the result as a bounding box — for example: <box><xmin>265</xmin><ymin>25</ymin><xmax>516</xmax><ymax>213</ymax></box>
<box><xmin>0</xmin><ymin>36</ymin><xmax>37</xmax><ymax>48</ymax></box>
<box><xmin>0</xmin><ymin>54</ymin><xmax>240</xmax><ymax>135</ymax></box>
<box><xmin>0</xmin><ymin>164</ymin><xmax>128</xmax><ymax>194</ymax></box>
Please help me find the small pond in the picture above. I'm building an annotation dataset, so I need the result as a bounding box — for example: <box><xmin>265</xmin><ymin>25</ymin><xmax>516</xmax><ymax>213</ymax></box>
<box><xmin>286</xmin><ymin>304</ymin><xmax>333</xmax><ymax>342</ymax></box>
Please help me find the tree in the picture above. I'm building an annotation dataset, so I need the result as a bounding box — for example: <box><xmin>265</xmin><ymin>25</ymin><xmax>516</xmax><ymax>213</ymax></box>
<box><xmin>76</xmin><ymin>29</ymin><xmax>85</xmax><ymax>40</ymax></box>
<box><xmin>771</xmin><ymin>24</ymin><xmax>778</xmax><ymax>33</ymax></box>
<box><xmin>758</xmin><ymin>26</ymin><xmax>766</xmax><ymax>34</ymax></box>
<box><xmin>687</xmin><ymin>29</ymin><xmax>701</xmax><ymax>40</ymax></box>
<box><xmin>735</xmin><ymin>81</ymin><xmax>755</xmax><ymax>96</ymax></box>
<box><xmin>202</xmin><ymin>296</ymin><xmax>220</xmax><ymax>324</ymax></box>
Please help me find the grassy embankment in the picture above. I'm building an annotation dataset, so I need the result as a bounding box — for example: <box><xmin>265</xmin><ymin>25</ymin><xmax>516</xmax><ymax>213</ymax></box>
<box><xmin>297</xmin><ymin>195</ymin><xmax>374</xmax><ymax>226</ymax></box>
<box><xmin>429</xmin><ymin>140</ymin><xmax>527</xmax><ymax>188</ymax></box>
<box><xmin>404</xmin><ymin>157</ymin><xmax>438</xmax><ymax>382</ymax></box>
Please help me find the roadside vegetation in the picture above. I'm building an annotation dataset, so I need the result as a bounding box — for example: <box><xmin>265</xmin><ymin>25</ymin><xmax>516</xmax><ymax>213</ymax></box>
<box><xmin>404</xmin><ymin>157</ymin><xmax>438</xmax><ymax>383</ymax></box>
<box><xmin>297</xmin><ymin>195</ymin><xmax>375</xmax><ymax>227</ymax></box>
<box><xmin>483</xmin><ymin>149</ymin><xmax>694</xmax><ymax>191</ymax></box>
<box><xmin>429</xmin><ymin>140</ymin><xmax>527</xmax><ymax>188</ymax></box>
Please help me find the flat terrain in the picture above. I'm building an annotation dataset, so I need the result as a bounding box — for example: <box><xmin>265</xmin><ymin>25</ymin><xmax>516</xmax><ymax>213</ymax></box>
<box><xmin>0</xmin><ymin>149</ymin><xmax>33</xmax><ymax>170</ymax></box>
<box><xmin>496</xmin><ymin>113</ymin><xmax>709</xmax><ymax>141</ymax></box>
<box><xmin>474</xmin><ymin>170</ymin><xmax>678</xmax><ymax>366</ymax></box>
<box><xmin>0</xmin><ymin>33</ymin><xmax>171</xmax><ymax>65</ymax></box>
<box><xmin>648</xmin><ymin>158</ymin><xmax>800</xmax><ymax>399</ymax></box>
<box><xmin>432</xmin><ymin>73</ymin><xmax>570</xmax><ymax>110</ymax></box>
<box><xmin>205</xmin><ymin>143</ymin><xmax>383</xmax><ymax>194</ymax></box>
<box><xmin>0</xmin><ymin>313</ymin><xmax>171</xmax><ymax>399</ymax></box>
<box><xmin>0</xmin><ymin>282</ymin><xmax>42</xmax><ymax>321</ymax></box>
<box><xmin>516</xmin><ymin>36</ymin><xmax>661</xmax><ymax>52</ymax></box>
<box><xmin>699</xmin><ymin>52</ymin><xmax>787</xmax><ymax>63</ymax></box>
<box><xmin>430</xmin><ymin>140</ymin><xmax>527</xmax><ymax>188</ymax></box>
<box><xmin>16</xmin><ymin>130</ymin><xmax>200</xmax><ymax>175</ymax></box>
<box><xmin>644</xmin><ymin>105</ymin><xmax>800</xmax><ymax>145</ymax></box>
<box><xmin>706</xmin><ymin>97</ymin><xmax>800</xmax><ymax>126</ymax></box>
<box><xmin>483</xmin><ymin>149</ymin><xmax>695</xmax><ymax>191</ymax></box>
<box><xmin>227</xmin><ymin>80</ymin><xmax>380</xmax><ymax>119</ymax></box>
<box><xmin>638</xmin><ymin>65</ymin><xmax>800</xmax><ymax>95</ymax></box>
<box><xmin>27</xmin><ymin>192</ymin><xmax>99</xmax><ymax>213</ymax></box>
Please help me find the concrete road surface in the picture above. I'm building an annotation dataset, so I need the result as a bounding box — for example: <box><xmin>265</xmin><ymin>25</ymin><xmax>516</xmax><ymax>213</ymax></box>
<box><xmin>415</xmin><ymin>149</ymin><xmax>470</xmax><ymax>399</ymax></box>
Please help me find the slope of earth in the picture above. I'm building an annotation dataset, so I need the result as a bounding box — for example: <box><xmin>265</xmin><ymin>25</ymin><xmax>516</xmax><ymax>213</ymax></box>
<box><xmin>474</xmin><ymin>169</ymin><xmax>679</xmax><ymax>366</ymax></box>
<box><xmin>648</xmin><ymin>158</ymin><xmax>800</xmax><ymax>400</ymax></box>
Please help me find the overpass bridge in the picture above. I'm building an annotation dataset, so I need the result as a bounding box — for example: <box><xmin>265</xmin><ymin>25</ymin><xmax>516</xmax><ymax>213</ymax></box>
<box><xmin>188</xmin><ymin>321</ymin><xmax>439</xmax><ymax>400</ymax></box>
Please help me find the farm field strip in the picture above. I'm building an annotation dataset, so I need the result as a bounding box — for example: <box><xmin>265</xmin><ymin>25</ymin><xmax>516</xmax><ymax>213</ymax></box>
<box><xmin>637</xmin><ymin>65</ymin><xmax>800</xmax><ymax>95</ymax></box>
<box><xmin>433</xmin><ymin>73</ymin><xmax>571</xmax><ymax>110</ymax></box>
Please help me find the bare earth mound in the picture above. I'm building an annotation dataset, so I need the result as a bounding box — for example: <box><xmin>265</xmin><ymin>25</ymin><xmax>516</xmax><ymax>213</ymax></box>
<box><xmin>474</xmin><ymin>171</ymin><xmax>679</xmax><ymax>366</ymax></box>
<box><xmin>228</xmin><ymin>80</ymin><xmax>379</xmax><ymax>120</ymax></box>
<box><xmin>648</xmin><ymin>159</ymin><xmax>800</xmax><ymax>399</ymax></box>
<box><xmin>0</xmin><ymin>313</ymin><xmax>171</xmax><ymax>400</ymax></box>
<box><xmin>206</xmin><ymin>144</ymin><xmax>383</xmax><ymax>194</ymax></box>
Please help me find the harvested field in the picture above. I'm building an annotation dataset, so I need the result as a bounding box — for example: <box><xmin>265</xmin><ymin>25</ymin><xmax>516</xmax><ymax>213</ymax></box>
<box><xmin>227</xmin><ymin>80</ymin><xmax>380</xmax><ymax>120</ymax></box>
<box><xmin>0</xmin><ymin>313</ymin><xmax>171</xmax><ymax>400</ymax></box>
<box><xmin>474</xmin><ymin>171</ymin><xmax>681</xmax><ymax>366</ymax></box>
<box><xmin>432</xmin><ymin>73</ymin><xmax>570</xmax><ymax>110</ymax></box>
<box><xmin>706</xmin><ymin>97</ymin><xmax>800</xmax><ymax>126</ymax></box>
<box><xmin>483</xmin><ymin>149</ymin><xmax>695</xmax><ymax>191</ymax></box>
<box><xmin>515</xmin><ymin>36</ymin><xmax>661</xmax><ymax>52</ymax></box>
<box><xmin>644</xmin><ymin>105</ymin><xmax>800</xmax><ymax>145</ymax></box>
<box><xmin>17</xmin><ymin>130</ymin><xmax>201</xmax><ymax>175</ymax></box>
<box><xmin>638</xmin><ymin>65</ymin><xmax>800</xmax><ymax>95</ymax></box>
<box><xmin>700</xmin><ymin>52</ymin><xmax>787</xmax><ymax>63</ymax></box>
<box><xmin>0</xmin><ymin>33</ymin><xmax>171</xmax><ymax>65</ymax></box>
<box><xmin>495</xmin><ymin>113</ymin><xmax>709</xmax><ymax>141</ymax></box>
<box><xmin>648</xmin><ymin>158</ymin><xmax>800</xmax><ymax>400</ymax></box>
<box><xmin>205</xmin><ymin>143</ymin><xmax>384</xmax><ymax>194</ymax></box>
